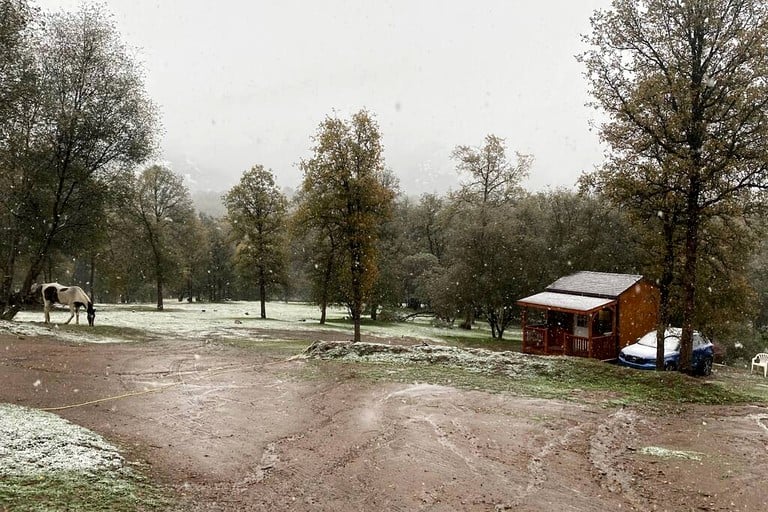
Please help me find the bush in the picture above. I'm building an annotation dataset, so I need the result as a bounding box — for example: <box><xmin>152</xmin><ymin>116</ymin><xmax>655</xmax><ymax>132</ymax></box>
<box><xmin>716</xmin><ymin>324</ymin><xmax>768</xmax><ymax>366</ymax></box>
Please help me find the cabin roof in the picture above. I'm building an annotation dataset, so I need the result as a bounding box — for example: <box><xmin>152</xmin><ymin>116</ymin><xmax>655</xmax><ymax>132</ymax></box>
<box><xmin>515</xmin><ymin>291</ymin><xmax>615</xmax><ymax>314</ymax></box>
<box><xmin>545</xmin><ymin>271</ymin><xmax>644</xmax><ymax>299</ymax></box>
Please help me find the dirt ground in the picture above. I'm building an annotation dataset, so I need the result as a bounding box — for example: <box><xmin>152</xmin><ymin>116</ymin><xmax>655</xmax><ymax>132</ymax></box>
<box><xmin>1</xmin><ymin>330</ymin><xmax>768</xmax><ymax>511</ymax></box>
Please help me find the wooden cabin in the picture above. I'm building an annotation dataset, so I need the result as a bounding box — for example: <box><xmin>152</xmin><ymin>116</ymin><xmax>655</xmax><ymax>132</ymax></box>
<box><xmin>516</xmin><ymin>271</ymin><xmax>659</xmax><ymax>360</ymax></box>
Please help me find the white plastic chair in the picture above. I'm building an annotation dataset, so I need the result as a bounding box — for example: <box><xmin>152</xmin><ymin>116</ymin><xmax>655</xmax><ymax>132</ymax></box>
<box><xmin>751</xmin><ymin>353</ymin><xmax>768</xmax><ymax>377</ymax></box>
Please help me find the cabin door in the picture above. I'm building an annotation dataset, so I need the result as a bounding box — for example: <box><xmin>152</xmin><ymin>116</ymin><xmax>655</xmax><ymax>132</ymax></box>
<box><xmin>573</xmin><ymin>314</ymin><xmax>589</xmax><ymax>338</ymax></box>
<box><xmin>547</xmin><ymin>311</ymin><xmax>572</xmax><ymax>351</ymax></box>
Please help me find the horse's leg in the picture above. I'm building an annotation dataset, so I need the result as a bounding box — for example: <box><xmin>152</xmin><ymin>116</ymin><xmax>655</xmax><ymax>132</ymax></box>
<box><xmin>65</xmin><ymin>304</ymin><xmax>75</xmax><ymax>324</ymax></box>
<box><xmin>44</xmin><ymin>301</ymin><xmax>50</xmax><ymax>324</ymax></box>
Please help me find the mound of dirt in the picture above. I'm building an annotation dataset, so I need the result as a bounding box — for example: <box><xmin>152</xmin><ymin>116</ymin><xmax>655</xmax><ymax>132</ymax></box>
<box><xmin>300</xmin><ymin>340</ymin><xmax>560</xmax><ymax>376</ymax></box>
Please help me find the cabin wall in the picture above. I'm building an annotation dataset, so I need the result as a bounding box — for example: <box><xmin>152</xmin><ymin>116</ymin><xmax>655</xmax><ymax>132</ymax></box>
<box><xmin>617</xmin><ymin>281</ymin><xmax>660</xmax><ymax>348</ymax></box>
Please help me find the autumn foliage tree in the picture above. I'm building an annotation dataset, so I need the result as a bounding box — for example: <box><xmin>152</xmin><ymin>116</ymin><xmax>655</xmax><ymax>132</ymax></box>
<box><xmin>581</xmin><ymin>0</ymin><xmax>768</xmax><ymax>372</ymax></box>
<box><xmin>224</xmin><ymin>165</ymin><xmax>288</xmax><ymax>319</ymax></box>
<box><xmin>298</xmin><ymin>110</ymin><xmax>395</xmax><ymax>342</ymax></box>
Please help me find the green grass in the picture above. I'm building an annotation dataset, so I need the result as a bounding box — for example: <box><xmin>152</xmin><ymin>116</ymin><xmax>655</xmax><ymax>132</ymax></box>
<box><xmin>0</xmin><ymin>470</ymin><xmax>172</xmax><ymax>512</ymax></box>
<box><xmin>442</xmin><ymin>335</ymin><xmax>523</xmax><ymax>352</ymax></box>
<box><xmin>299</xmin><ymin>355</ymin><xmax>765</xmax><ymax>407</ymax></box>
<box><xmin>221</xmin><ymin>338</ymin><xmax>311</xmax><ymax>357</ymax></box>
<box><xmin>86</xmin><ymin>324</ymin><xmax>155</xmax><ymax>341</ymax></box>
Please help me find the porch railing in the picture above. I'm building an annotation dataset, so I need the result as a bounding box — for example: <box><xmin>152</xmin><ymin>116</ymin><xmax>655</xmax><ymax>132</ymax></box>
<box><xmin>523</xmin><ymin>325</ymin><xmax>548</xmax><ymax>354</ymax></box>
<box><xmin>565</xmin><ymin>334</ymin><xmax>616</xmax><ymax>360</ymax></box>
<box><xmin>524</xmin><ymin>327</ymin><xmax>617</xmax><ymax>360</ymax></box>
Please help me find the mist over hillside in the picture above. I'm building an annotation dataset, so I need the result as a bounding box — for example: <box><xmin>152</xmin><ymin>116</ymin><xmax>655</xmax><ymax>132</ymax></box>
<box><xmin>192</xmin><ymin>190</ymin><xmax>226</xmax><ymax>218</ymax></box>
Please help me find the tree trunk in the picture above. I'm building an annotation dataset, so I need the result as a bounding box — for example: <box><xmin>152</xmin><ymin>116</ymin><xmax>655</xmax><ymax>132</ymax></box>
<box><xmin>679</xmin><ymin>193</ymin><xmax>701</xmax><ymax>373</ymax></box>
<box><xmin>460</xmin><ymin>309</ymin><xmax>474</xmax><ymax>330</ymax></box>
<box><xmin>656</xmin><ymin>215</ymin><xmax>677</xmax><ymax>370</ymax></box>
<box><xmin>352</xmin><ymin>296</ymin><xmax>363</xmax><ymax>342</ymax></box>
<box><xmin>319</xmin><ymin>254</ymin><xmax>335</xmax><ymax>325</ymax></box>
<box><xmin>156</xmin><ymin>275</ymin><xmax>164</xmax><ymax>311</ymax></box>
<box><xmin>353</xmin><ymin>313</ymin><xmax>361</xmax><ymax>342</ymax></box>
<box><xmin>259</xmin><ymin>266</ymin><xmax>267</xmax><ymax>319</ymax></box>
<box><xmin>488</xmin><ymin>310</ymin><xmax>498</xmax><ymax>339</ymax></box>
<box><xmin>89</xmin><ymin>253</ymin><xmax>96</xmax><ymax>302</ymax></box>
<box><xmin>349</xmin><ymin>237</ymin><xmax>364</xmax><ymax>343</ymax></box>
<box><xmin>0</xmin><ymin>230</ymin><xmax>21</xmax><ymax>318</ymax></box>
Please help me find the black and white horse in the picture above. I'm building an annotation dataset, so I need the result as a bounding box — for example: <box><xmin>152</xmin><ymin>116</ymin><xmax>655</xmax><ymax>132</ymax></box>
<box><xmin>40</xmin><ymin>283</ymin><xmax>95</xmax><ymax>326</ymax></box>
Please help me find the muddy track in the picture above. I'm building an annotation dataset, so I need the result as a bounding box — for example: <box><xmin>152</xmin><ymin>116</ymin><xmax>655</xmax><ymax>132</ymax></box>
<box><xmin>2</xmin><ymin>333</ymin><xmax>768</xmax><ymax>511</ymax></box>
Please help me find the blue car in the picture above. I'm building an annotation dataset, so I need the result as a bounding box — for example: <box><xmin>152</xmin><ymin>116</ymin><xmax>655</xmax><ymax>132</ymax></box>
<box><xmin>618</xmin><ymin>328</ymin><xmax>714</xmax><ymax>376</ymax></box>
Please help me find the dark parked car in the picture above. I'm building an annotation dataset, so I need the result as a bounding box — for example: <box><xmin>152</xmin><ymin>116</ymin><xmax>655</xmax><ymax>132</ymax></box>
<box><xmin>617</xmin><ymin>328</ymin><xmax>714</xmax><ymax>376</ymax></box>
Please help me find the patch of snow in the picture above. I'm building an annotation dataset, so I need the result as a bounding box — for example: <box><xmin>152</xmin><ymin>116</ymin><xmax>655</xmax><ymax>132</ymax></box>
<box><xmin>385</xmin><ymin>383</ymin><xmax>455</xmax><ymax>400</ymax></box>
<box><xmin>639</xmin><ymin>446</ymin><xmax>702</xmax><ymax>461</ymax></box>
<box><xmin>301</xmin><ymin>340</ymin><xmax>559</xmax><ymax>377</ymax></box>
<box><xmin>0</xmin><ymin>404</ymin><xmax>125</xmax><ymax>476</ymax></box>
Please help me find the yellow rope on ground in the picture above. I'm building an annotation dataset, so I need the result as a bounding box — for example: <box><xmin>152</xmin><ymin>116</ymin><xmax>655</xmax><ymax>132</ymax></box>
<box><xmin>41</xmin><ymin>383</ymin><xmax>181</xmax><ymax>412</ymax></box>
<box><xmin>40</xmin><ymin>357</ymin><xmax>294</xmax><ymax>412</ymax></box>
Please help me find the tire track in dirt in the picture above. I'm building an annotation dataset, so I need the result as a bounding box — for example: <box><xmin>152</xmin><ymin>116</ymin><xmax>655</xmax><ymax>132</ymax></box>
<box><xmin>588</xmin><ymin>408</ymin><xmax>647</xmax><ymax>509</ymax></box>
<box><xmin>749</xmin><ymin>412</ymin><xmax>768</xmax><ymax>433</ymax></box>
<box><xmin>221</xmin><ymin>381</ymin><xmax>407</xmax><ymax>511</ymax></box>
<box><xmin>515</xmin><ymin>419</ymin><xmax>593</xmax><ymax>508</ymax></box>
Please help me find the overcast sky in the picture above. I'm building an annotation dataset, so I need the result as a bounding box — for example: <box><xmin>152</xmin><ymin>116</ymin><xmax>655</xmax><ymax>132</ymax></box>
<box><xmin>37</xmin><ymin>0</ymin><xmax>613</xmax><ymax>197</ymax></box>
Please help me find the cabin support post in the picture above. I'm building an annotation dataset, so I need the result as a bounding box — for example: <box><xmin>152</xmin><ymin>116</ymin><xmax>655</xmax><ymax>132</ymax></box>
<box><xmin>611</xmin><ymin>305</ymin><xmax>618</xmax><ymax>356</ymax></box>
<box><xmin>521</xmin><ymin>309</ymin><xmax>528</xmax><ymax>352</ymax></box>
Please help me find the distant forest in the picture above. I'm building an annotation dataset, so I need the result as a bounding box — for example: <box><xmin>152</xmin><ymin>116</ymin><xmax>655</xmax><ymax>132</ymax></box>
<box><xmin>3</xmin><ymin>0</ymin><xmax>768</xmax><ymax>361</ymax></box>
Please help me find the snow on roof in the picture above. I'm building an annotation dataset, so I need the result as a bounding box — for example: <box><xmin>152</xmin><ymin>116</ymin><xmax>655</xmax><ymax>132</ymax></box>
<box><xmin>546</xmin><ymin>271</ymin><xmax>644</xmax><ymax>298</ymax></box>
<box><xmin>515</xmin><ymin>291</ymin><xmax>615</xmax><ymax>313</ymax></box>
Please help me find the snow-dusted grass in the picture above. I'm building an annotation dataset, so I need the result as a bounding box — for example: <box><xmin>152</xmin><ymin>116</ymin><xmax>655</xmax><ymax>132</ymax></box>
<box><xmin>0</xmin><ymin>404</ymin><xmax>123</xmax><ymax>476</ymax></box>
<box><xmin>0</xmin><ymin>404</ymin><xmax>169</xmax><ymax>511</ymax></box>
<box><xmin>300</xmin><ymin>341</ymin><xmax>761</xmax><ymax>405</ymax></box>
<box><xmin>9</xmin><ymin>300</ymin><xmax>517</xmax><ymax>346</ymax></box>
<box><xmin>302</xmin><ymin>340</ymin><xmax>551</xmax><ymax>378</ymax></box>
<box><xmin>10</xmin><ymin>301</ymin><xmax>352</xmax><ymax>344</ymax></box>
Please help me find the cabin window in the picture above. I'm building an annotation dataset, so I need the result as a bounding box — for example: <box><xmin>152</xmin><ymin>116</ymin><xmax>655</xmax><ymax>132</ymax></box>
<box><xmin>576</xmin><ymin>314</ymin><xmax>588</xmax><ymax>328</ymax></box>
<box><xmin>596</xmin><ymin>309</ymin><xmax>613</xmax><ymax>334</ymax></box>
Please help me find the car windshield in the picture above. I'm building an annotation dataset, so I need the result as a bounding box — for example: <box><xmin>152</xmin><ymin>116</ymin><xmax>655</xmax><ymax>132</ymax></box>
<box><xmin>636</xmin><ymin>332</ymin><xmax>680</xmax><ymax>351</ymax></box>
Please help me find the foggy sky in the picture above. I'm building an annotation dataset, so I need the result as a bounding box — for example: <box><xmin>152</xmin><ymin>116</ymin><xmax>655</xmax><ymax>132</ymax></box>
<box><xmin>37</xmin><ymin>0</ymin><xmax>613</xmax><ymax>197</ymax></box>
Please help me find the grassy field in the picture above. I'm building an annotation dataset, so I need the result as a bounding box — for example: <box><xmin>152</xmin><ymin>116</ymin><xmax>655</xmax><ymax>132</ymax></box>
<box><xmin>0</xmin><ymin>472</ymin><xmax>171</xmax><ymax>512</ymax></box>
<box><xmin>298</xmin><ymin>349</ymin><xmax>768</xmax><ymax>408</ymax></box>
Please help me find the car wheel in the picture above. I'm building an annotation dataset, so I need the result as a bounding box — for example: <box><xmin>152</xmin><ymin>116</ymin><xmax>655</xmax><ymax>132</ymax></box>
<box><xmin>699</xmin><ymin>357</ymin><xmax>713</xmax><ymax>377</ymax></box>
<box><xmin>664</xmin><ymin>361</ymin><xmax>677</xmax><ymax>371</ymax></box>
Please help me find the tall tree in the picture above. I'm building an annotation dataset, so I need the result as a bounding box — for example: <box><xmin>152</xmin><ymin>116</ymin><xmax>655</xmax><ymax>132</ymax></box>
<box><xmin>452</xmin><ymin>134</ymin><xmax>532</xmax><ymax>205</ymax></box>
<box><xmin>224</xmin><ymin>165</ymin><xmax>288</xmax><ymax>319</ymax></box>
<box><xmin>299</xmin><ymin>110</ymin><xmax>395</xmax><ymax>342</ymax></box>
<box><xmin>444</xmin><ymin>135</ymin><xmax>532</xmax><ymax>334</ymax></box>
<box><xmin>199</xmin><ymin>214</ymin><xmax>235</xmax><ymax>302</ymax></box>
<box><xmin>581</xmin><ymin>0</ymin><xmax>768</xmax><ymax>372</ymax></box>
<box><xmin>127</xmin><ymin>165</ymin><xmax>195</xmax><ymax>311</ymax></box>
<box><xmin>290</xmin><ymin>209</ymin><xmax>343</xmax><ymax>324</ymax></box>
<box><xmin>0</xmin><ymin>3</ymin><xmax>157</xmax><ymax>319</ymax></box>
